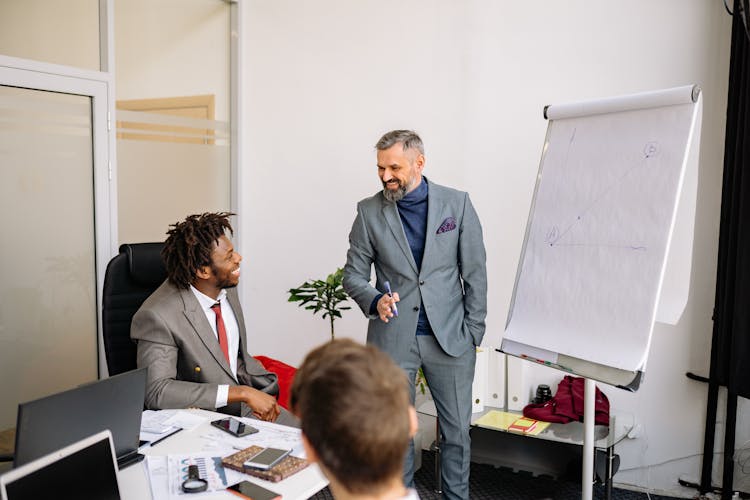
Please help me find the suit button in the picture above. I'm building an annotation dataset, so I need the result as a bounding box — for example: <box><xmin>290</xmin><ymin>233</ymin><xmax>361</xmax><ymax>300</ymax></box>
<box><xmin>419</xmin><ymin>280</ymin><xmax>425</xmax><ymax>285</ymax></box>
<box><xmin>413</xmin><ymin>306</ymin><xmax>420</xmax><ymax>312</ymax></box>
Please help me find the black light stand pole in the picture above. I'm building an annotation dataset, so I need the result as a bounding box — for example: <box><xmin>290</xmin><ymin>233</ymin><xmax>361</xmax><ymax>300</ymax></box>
<box><xmin>699</xmin><ymin>319</ymin><xmax>722</xmax><ymax>494</ymax></box>
<box><xmin>721</xmin><ymin>391</ymin><xmax>738</xmax><ymax>500</ymax></box>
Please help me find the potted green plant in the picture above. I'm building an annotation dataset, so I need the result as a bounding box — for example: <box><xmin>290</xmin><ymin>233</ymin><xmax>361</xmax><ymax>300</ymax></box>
<box><xmin>288</xmin><ymin>269</ymin><xmax>429</xmax><ymax>394</ymax></box>
<box><xmin>416</xmin><ymin>369</ymin><xmax>428</xmax><ymax>395</ymax></box>
<box><xmin>287</xmin><ymin>267</ymin><xmax>351</xmax><ymax>340</ymax></box>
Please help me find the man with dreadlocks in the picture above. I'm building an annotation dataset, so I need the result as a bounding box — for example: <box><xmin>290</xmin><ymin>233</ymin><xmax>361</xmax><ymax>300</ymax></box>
<box><xmin>131</xmin><ymin>212</ymin><xmax>295</xmax><ymax>424</ymax></box>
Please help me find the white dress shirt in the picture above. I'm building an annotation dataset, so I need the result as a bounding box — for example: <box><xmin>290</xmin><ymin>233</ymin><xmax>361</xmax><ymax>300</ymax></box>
<box><xmin>190</xmin><ymin>285</ymin><xmax>240</xmax><ymax>408</ymax></box>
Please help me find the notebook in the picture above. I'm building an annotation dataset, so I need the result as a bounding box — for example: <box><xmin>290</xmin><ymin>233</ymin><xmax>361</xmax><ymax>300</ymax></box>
<box><xmin>0</xmin><ymin>430</ymin><xmax>121</xmax><ymax>500</ymax></box>
<box><xmin>13</xmin><ymin>367</ymin><xmax>147</xmax><ymax>469</ymax></box>
<box><xmin>222</xmin><ymin>445</ymin><xmax>309</xmax><ymax>483</ymax></box>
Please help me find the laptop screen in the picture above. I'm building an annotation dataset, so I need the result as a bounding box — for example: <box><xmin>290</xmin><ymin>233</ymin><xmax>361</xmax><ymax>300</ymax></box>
<box><xmin>1</xmin><ymin>430</ymin><xmax>121</xmax><ymax>500</ymax></box>
<box><xmin>14</xmin><ymin>367</ymin><xmax>147</xmax><ymax>468</ymax></box>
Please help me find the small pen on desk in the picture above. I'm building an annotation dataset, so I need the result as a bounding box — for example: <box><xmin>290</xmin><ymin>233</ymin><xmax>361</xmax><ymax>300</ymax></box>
<box><xmin>384</xmin><ymin>281</ymin><xmax>398</xmax><ymax>317</ymax></box>
<box><xmin>150</xmin><ymin>427</ymin><xmax>183</xmax><ymax>447</ymax></box>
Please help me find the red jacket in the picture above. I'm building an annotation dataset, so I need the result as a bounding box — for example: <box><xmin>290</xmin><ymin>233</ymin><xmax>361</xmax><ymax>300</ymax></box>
<box><xmin>523</xmin><ymin>375</ymin><xmax>610</xmax><ymax>425</ymax></box>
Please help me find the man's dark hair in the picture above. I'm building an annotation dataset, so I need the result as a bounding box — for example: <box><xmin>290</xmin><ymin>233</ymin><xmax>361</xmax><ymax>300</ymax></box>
<box><xmin>290</xmin><ymin>339</ymin><xmax>411</xmax><ymax>494</ymax></box>
<box><xmin>161</xmin><ymin>212</ymin><xmax>235</xmax><ymax>288</ymax></box>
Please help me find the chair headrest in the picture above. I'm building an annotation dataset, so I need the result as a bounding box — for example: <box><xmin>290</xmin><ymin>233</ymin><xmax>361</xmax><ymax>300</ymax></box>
<box><xmin>119</xmin><ymin>243</ymin><xmax>167</xmax><ymax>287</ymax></box>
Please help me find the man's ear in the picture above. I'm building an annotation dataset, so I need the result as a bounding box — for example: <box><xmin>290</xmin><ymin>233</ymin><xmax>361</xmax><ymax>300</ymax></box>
<box><xmin>195</xmin><ymin>265</ymin><xmax>211</xmax><ymax>280</ymax></box>
<box><xmin>301</xmin><ymin>433</ymin><xmax>319</xmax><ymax>464</ymax></box>
<box><xmin>415</xmin><ymin>153</ymin><xmax>425</xmax><ymax>172</ymax></box>
<box><xmin>408</xmin><ymin>406</ymin><xmax>419</xmax><ymax>438</ymax></box>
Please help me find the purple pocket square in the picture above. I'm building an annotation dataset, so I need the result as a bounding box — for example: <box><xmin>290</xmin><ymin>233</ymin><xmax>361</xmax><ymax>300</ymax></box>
<box><xmin>436</xmin><ymin>217</ymin><xmax>456</xmax><ymax>234</ymax></box>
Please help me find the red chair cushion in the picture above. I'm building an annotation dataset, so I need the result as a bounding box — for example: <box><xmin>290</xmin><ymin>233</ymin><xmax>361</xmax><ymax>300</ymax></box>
<box><xmin>254</xmin><ymin>355</ymin><xmax>297</xmax><ymax>410</ymax></box>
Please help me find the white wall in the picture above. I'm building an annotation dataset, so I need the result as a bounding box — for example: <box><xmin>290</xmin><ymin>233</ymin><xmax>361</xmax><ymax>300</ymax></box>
<box><xmin>241</xmin><ymin>1</ymin><xmax>738</xmax><ymax>495</ymax></box>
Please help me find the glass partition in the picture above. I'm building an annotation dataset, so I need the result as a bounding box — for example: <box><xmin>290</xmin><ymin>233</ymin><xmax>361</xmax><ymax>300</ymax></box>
<box><xmin>115</xmin><ymin>0</ymin><xmax>232</xmax><ymax>244</ymax></box>
<box><xmin>0</xmin><ymin>85</ymin><xmax>98</xmax><ymax>430</ymax></box>
<box><xmin>0</xmin><ymin>0</ymin><xmax>100</xmax><ymax>71</ymax></box>
<box><xmin>116</xmin><ymin>102</ymin><xmax>230</xmax><ymax>243</ymax></box>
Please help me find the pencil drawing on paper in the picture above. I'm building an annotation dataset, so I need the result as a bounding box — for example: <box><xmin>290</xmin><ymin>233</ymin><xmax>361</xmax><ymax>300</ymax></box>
<box><xmin>543</xmin><ymin>137</ymin><xmax>660</xmax><ymax>251</ymax></box>
<box><xmin>643</xmin><ymin>141</ymin><xmax>660</xmax><ymax>159</ymax></box>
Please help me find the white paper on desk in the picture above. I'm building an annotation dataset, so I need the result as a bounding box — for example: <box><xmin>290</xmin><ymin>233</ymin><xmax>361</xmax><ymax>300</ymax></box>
<box><xmin>202</xmin><ymin>418</ymin><xmax>306</xmax><ymax>458</ymax></box>
<box><xmin>146</xmin><ymin>456</ymin><xmax>170</xmax><ymax>500</ymax></box>
<box><xmin>142</xmin><ymin>410</ymin><xmax>179</xmax><ymax>433</ymax></box>
<box><xmin>142</xmin><ymin>410</ymin><xmax>208</xmax><ymax>433</ymax></box>
<box><xmin>167</xmin><ymin>453</ymin><xmax>245</xmax><ymax>498</ymax></box>
<box><xmin>141</xmin><ymin>410</ymin><xmax>210</xmax><ymax>444</ymax></box>
<box><xmin>141</xmin><ymin>427</ymin><xmax>180</xmax><ymax>447</ymax></box>
<box><xmin>163</xmin><ymin>411</ymin><xmax>208</xmax><ymax>431</ymax></box>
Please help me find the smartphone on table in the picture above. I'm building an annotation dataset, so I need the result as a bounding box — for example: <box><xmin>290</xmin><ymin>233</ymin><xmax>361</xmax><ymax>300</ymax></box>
<box><xmin>243</xmin><ymin>447</ymin><xmax>291</xmax><ymax>470</ymax></box>
<box><xmin>228</xmin><ymin>480</ymin><xmax>281</xmax><ymax>500</ymax></box>
<box><xmin>211</xmin><ymin>417</ymin><xmax>259</xmax><ymax>437</ymax></box>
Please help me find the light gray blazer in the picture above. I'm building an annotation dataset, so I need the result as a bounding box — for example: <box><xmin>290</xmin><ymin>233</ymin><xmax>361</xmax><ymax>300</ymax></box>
<box><xmin>131</xmin><ymin>280</ymin><xmax>278</xmax><ymax>416</ymax></box>
<box><xmin>343</xmin><ymin>179</ymin><xmax>487</xmax><ymax>361</ymax></box>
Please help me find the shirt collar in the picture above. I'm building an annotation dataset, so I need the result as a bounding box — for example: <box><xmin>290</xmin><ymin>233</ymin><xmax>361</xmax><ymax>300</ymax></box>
<box><xmin>190</xmin><ymin>285</ymin><xmax>228</xmax><ymax>310</ymax></box>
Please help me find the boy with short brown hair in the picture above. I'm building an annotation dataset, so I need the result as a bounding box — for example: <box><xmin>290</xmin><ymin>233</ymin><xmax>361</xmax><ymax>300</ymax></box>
<box><xmin>291</xmin><ymin>339</ymin><xmax>419</xmax><ymax>499</ymax></box>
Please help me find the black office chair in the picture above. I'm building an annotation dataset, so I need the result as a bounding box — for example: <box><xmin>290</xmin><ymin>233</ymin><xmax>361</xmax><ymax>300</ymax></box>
<box><xmin>102</xmin><ymin>243</ymin><xmax>166</xmax><ymax>376</ymax></box>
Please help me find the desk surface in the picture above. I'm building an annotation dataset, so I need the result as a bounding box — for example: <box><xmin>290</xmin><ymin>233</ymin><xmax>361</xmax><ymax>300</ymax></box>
<box><xmin>118</xmin><ymin>409</ymin><xmax>327</xmax><ymax>500</ymax></box>
<box><xmin>417</xmin><ymin>401</ymin><xmax>634</xmax><ymax>449</ymax></box>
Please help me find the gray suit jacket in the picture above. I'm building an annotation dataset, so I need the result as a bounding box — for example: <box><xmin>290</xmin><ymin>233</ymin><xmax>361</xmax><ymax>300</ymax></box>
<box><xmin>130</xmin><ymin>280</ymin><xmax>278</xmax><ymax>416</ymax></box>
<box><xmin>343</xmin><ymin>179</ymin><xmax>487</xmax><ymax>361</ymax></box>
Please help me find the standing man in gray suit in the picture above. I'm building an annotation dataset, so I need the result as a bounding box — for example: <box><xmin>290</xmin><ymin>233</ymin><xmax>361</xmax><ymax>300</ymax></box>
<box><xmin>343</xmin><ymin>130</ymin><xmax>487</xmax><ymax>499</ymax></box>
<box><xmin>131</xmin><ymin>212</ymin><xmax>295</xmax><ymax>425</ymax></box>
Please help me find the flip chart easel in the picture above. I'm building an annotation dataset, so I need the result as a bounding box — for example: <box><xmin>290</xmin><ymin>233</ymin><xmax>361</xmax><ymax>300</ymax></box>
<box><xmin>501</xmin><ymin>85</ymin><xmax>703</xmax><ymax>499</ymax></box>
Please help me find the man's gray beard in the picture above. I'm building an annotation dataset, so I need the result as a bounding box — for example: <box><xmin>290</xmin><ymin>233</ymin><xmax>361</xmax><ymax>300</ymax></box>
<box><xmin>382</xmin><ymin>184</ymin><xmax>407</xmax><ymax>202</ymax></box>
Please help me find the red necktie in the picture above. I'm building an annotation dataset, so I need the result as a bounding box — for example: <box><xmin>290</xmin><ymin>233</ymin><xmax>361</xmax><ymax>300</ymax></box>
<box><xmin>210</xmin><ymin>302</ymin><xmax>230</xmax><ymax>364</ymax></box>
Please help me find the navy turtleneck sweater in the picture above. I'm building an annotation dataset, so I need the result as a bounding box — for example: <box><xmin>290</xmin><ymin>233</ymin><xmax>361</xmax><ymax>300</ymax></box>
<box><xmin>397</xmin><ymin>178</ymin><xmax>433</xmax><ymax>335</ymax></box>
<box><xmin>398</xmin><ymin>177</ymin><xmax>429</xmax><ymax>272</ymax></box>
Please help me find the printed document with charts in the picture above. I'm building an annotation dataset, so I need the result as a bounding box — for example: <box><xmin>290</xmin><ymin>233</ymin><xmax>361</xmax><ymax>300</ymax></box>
<box><xmin>145</xmin><ymin>415</ymin><xmax>306</xmax><ymax>500</ymax></box>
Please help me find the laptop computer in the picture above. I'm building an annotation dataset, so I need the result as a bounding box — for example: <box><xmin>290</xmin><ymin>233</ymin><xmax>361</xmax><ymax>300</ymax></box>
<box><xmin>0</xmin><ymin>430</ymin><xmax>121</xmax><ymax>500</ymax></box>
<box><xmin>13</xmin><ymin>367</ymin><xmax>147</xmax><ymax>469</ymax></box>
